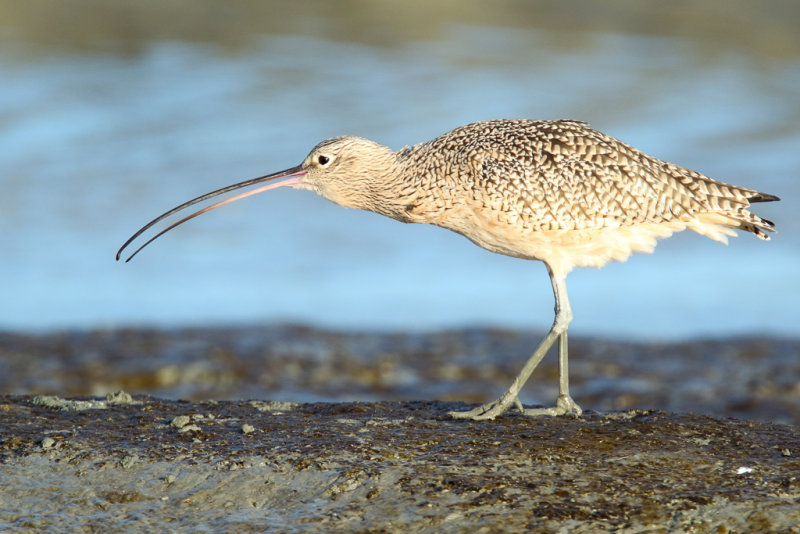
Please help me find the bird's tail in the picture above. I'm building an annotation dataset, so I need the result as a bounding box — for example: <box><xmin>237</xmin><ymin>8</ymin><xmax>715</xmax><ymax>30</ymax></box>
<box><xmin>690</xmin><ymin>190</ymin><xmax>778</xmax><ymax>243</ymax></box>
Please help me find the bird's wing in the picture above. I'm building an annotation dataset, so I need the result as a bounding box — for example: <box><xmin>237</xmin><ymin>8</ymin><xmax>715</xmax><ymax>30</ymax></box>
<box><xmin>462</xmin><ymin>120</ymin><xmax>766</xmax><ymax>233</ymax></box>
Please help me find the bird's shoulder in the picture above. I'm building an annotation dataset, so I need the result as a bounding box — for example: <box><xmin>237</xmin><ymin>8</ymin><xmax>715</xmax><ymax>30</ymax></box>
<box><xmin>414</xmin><ymin>119</ymin><xmax>726</xmax><ymax>230</ymax></box>
<box><xmin>430</xmin><ymin>120</ymin><xmax>656</xmax><ymax>189</ymax></box>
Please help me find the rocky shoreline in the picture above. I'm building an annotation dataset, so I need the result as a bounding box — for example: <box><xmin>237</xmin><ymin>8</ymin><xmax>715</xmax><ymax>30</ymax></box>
<box><xmin>1</xmin><ymin>394</ymin><xmax>798</xmax><ymax>532</ymax></box>
<box><xmin>1</xmin><ymin>326</ymin><xmax>797</xmax><ymax>424</ymax></box>
<box><xmin>1</xmin><ymin>327</ymin><xmax>798</xmax><ymax>531</ymax></box>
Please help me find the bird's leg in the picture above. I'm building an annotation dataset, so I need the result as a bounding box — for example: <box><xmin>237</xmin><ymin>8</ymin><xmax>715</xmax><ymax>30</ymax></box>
<box><xmin>558</xmin><ymin>330</ymin><xmax>583</xmax><ymax>415</ymax></box>
<box><xmin>557</xmin><ymin>330</ymin><xmax>583</xmax><ymax>415</ymax></box>
<box><xmin>449</xmin><ymin>327</ymin><xmax>560</xmax><ymax>420</ymax></box>
<box><xmin>522</xmin><ymin>329</ymin><xmax>582</xmax><ymax>417</ymax></box>
<box><xmin>450</xmin><ymin>267</ymin><xmax>581</xmax><ymax>420</ymax></box>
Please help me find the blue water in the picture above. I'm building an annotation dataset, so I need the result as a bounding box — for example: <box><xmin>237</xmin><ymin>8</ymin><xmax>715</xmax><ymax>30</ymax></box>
<box><xmin>1</xmin><ymin>7</ymin><xmax>798</xmax><ymax>339</ymax></box>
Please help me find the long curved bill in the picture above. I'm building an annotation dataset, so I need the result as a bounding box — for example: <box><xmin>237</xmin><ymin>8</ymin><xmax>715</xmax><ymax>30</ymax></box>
<box><xmin>116</xmin><ymin>164</ymin><xmax>307</xmax><ymax>262</ymax></box>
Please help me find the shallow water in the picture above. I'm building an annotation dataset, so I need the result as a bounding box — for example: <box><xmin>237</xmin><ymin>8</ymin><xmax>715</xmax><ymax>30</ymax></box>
<box><xmin>1</xmin><ymin>1</ymin><xmax>798</xmax><ymax>339</ymax></box>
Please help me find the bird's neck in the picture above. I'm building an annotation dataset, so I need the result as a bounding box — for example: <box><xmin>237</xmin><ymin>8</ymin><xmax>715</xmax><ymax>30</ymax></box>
<box><xmin>359</xmin><ymin>147</ymin><xmax>429</xmax><ymax>223</ymax></box>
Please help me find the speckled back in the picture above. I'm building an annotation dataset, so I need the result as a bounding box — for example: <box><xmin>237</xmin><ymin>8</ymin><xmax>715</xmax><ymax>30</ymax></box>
<box><xmin>400</xmin><ymin>119</ymin><xmax>774</xmax><ymax>237</ymax></box>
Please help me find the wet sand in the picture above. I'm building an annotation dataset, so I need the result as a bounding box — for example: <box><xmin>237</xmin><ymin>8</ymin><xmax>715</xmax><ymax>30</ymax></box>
<box><xmin>1</xmin><ymin>327</ymin><xmax>799</xmax><ymax>531</ymax></box>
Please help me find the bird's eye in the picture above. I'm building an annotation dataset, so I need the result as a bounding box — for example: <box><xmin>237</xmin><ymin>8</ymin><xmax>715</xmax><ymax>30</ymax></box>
<box><xmin>317</xmin><ymin>155</ymin><xmax>330</xmax><ymax>165</ymax></box>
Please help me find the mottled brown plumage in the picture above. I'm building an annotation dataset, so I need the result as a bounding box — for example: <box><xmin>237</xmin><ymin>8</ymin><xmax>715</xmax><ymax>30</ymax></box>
<box><xmin>306</xmin><ymin>120</ymin><xmax>776</xmax><ymax>277</ymax></box>
<box><xmin>118</xmin><ymin>119</ymin><xmax>779</xmax><ymax>420</ymax></box>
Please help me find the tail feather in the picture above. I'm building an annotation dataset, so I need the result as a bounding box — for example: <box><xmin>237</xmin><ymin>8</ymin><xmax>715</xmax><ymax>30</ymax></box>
<box><xmin>741</xmin><ymin>189</ymin><xmax>777</xmax><ymax>239</ymax></box>
<box><xmin>748</xmin><ymin>192</ymin><xmax>780</xmax><ymax>203</ymax></box>
<box><xmin>692</xmin><ymin>207</ymin><xmax>776</xmax><ymax>243</ymax></box>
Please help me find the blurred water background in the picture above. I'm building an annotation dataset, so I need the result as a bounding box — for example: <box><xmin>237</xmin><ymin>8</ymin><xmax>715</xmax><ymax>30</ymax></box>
<box><xmin>1</xmin><ymin>0</ymin><xmax>798</xmax><ymax>340</ymax></box>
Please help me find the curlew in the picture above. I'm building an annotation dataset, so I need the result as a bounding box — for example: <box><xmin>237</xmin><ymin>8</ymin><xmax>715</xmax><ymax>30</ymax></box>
<box><xmin>117</xmin><ymin>119</ymin><xmax>779</xmax><ymax>420</ymax></box>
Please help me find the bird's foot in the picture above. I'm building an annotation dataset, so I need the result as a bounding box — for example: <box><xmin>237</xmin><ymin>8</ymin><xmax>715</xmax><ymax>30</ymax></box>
<box><xmin>521</xmin><ymin>395</ymin><xmax>583</xmax><ymax>417</ymax></box>
<box><xmin>449</xmin><ymin>392</ymin><xmax>524</xmax><ymax>421</ymax></box>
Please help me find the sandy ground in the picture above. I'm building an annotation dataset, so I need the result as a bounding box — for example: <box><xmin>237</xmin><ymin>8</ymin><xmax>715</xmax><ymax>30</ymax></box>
<box><xmin>1</xmin><ymin>327</ymin><xmax>799</xmax><ymax>531</ymax></box>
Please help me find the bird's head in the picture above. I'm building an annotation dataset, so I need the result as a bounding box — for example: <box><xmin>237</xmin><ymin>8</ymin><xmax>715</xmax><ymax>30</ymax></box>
<box><xmin>116</xmin><ymin>135</ymin><xmax>399</xmax><ymax>262</ymax></box>
<box><xmin>299</xmin><ymin>136</ymin><xmax>398</xmax><ymax>209</ymax></box>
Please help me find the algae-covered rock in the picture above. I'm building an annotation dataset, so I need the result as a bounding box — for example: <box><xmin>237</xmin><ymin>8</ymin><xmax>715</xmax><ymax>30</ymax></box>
<box><xmin>1</xmin><ymin>395</ymin><xmax>798</xmax><ymax>532</ymax></box>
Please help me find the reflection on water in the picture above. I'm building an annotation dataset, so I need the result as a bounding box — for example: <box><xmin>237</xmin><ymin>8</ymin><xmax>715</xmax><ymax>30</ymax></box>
<box><xmin>1</xmin><ymin>1</ymin><xmax>797</xmax><ymax>339</ymax></box>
